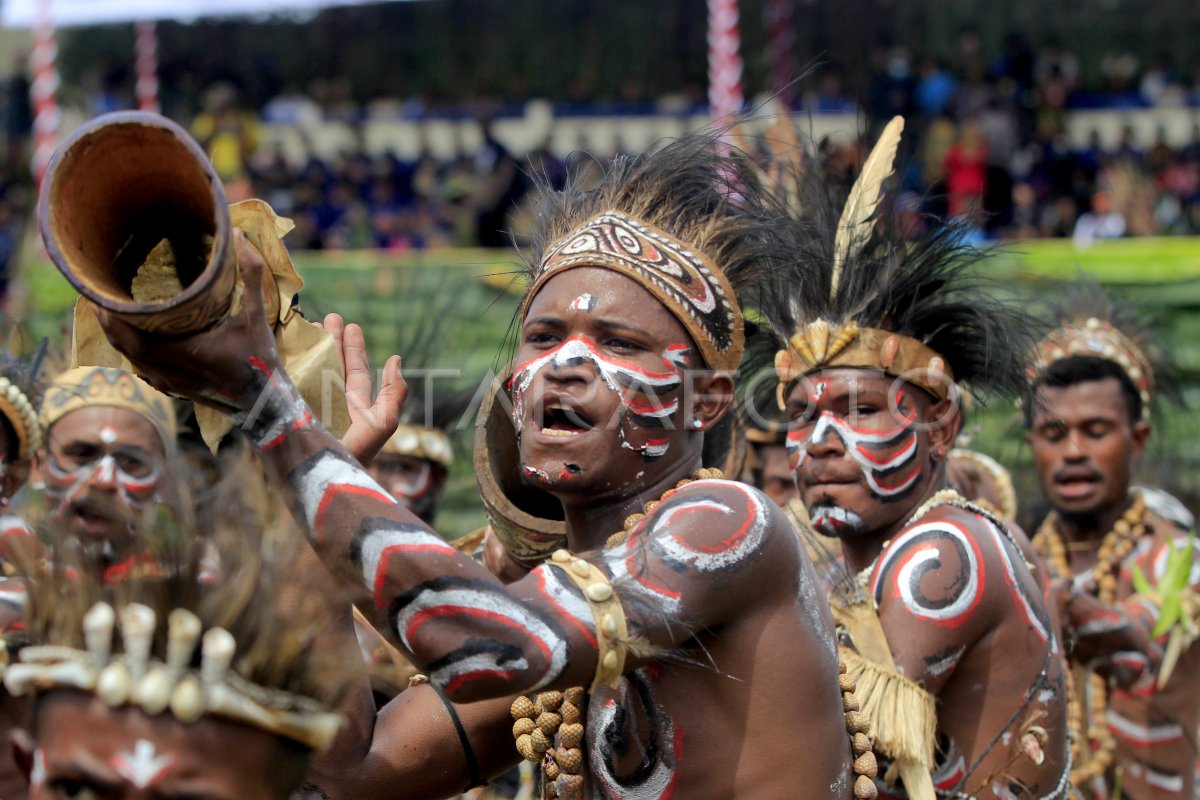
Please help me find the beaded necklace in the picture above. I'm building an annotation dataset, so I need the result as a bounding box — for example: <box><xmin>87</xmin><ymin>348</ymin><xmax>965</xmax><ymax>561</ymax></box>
<box><xmin>510</xmin><ymin>467</ymin><xmax>880</xmax><ymax>799</ymax></box>
<box><xmin>1032</xmin><ymin>493</ymin><xmax>1148</xmax><ymax>789</ymax></box>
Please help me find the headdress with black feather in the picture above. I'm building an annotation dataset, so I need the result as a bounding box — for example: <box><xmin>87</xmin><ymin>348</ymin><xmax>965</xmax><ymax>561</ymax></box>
<box><xmin>752</xmin><ymin>116</ymin><xmax>1034</xmax><ymax>406</ymax></box>
<box><xmin>518</xmin><ymin>129</ymin><xmax>778</xmax><ymax>372</ymax></box>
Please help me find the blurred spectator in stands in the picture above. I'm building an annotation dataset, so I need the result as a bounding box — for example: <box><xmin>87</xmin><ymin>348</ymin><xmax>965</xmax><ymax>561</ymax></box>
<box><xmin>1035</xmin><ymin>40</ymin><xmax>1080</xmax><ymax>92</ymax></box>
<box><xmin>4</xmin><ymin>55</ymin><xmax>31</xmax><ymax>179</ymax></box>
<box><xmin>945</xmin><ymin>119</ymin><xmax>988</xmax><ymax>218</ymax></box>
<box><xmin>1073</xmin><ymin>189</ymin><xmax>1126</xmax><ymax>246</ymax></box>
<box><xmin>192</xmin><ymin>84</ymin><xmax>260</xmax><ymax>184</ymax></box>
<box><xmin>471</xmin><ymin>115</ymin><xmax>526</xmax><ymax>248</ymax></box>
<box><xmin>868</xmin><ymin>44</ymin><xmax>914</xmax><ymax>120</ymax></box>
<box><xmin>914</xmin><ymin>58</ymin><xmax>957</xmax><ymax>118</ymax></box>
<box><xmin>1140</xmin><ymin>53</ymin><xmax>1186</xmax><ymax>107</ymax></box>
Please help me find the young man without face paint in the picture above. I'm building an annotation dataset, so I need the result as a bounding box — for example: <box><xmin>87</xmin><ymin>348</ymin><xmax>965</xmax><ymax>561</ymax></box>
<box><xmin>3</xmin><ymin>456</ymin><xmax>346</xmax><ymax>800</ymax></box>
<box><xmin>757</xmin><ymin>117</ymin><xmax>1069</xmax><ymax>799</ymax></box>
<box><xmin>34</xmin><ymin>366</ymin><xmax>177</xmax><ymax>571</ymax></box>
<box><xmin>1026</xmin><ymin>283</ymin><xmax>1200</xmax><ymax>800</ymax></box>
<box><xmin>95</xmin><ymin>134</ymin><xmax>873</xmax><ymax>799</ymax></box>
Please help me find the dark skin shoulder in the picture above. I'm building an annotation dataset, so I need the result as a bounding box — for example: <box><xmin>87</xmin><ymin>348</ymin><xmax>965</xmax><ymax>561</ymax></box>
<box><xmin>98</xmin><ymin>233</ymin><xmax>853</xmax><ymax>799</ymax></box>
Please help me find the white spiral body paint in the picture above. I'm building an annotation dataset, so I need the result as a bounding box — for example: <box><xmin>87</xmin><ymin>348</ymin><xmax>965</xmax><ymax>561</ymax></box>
<box><xmin>296</xmin><ymin>452</ymin><xmax>396</xmax><ymax>534</ymax></box>
<box><xmin>590</xmin><ymin>671</ymin><xmax>680</xmax><ymax>800</ymax></box>
<box><xmin>606</xmin><ymin>536</ymin><xmax>683</xmax><ymax>617</ymax></box>
<box><xmin>111</xmin><ymin>740</ymin><xmax>177</xmax><ymax>789</ymax></box>
<box><xmin>393</xmin><ymin>585</ymin><xmax>568</xmax><ymax>692</ymax></box>
<box><xmin>649</xmin><ymin>480</ymin><xmax>768</xmax><ymax>572</ymax></box>
<box><xmin>873</xmin><ymin>520</ymin><xmax>983</xmax><ymax>626</ymax></box>
<box><xmin>1124</xmin><ymin>761</ymin><xmax>1185</xmax><ymax>794</ymax></box>
<box><xmin>789</xmin><ymin>411</ymin><xmax>921</xmax><ymax>498</ymax></box>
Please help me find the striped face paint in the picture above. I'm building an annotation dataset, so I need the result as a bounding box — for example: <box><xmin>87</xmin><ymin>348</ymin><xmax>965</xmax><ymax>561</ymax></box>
<box><xmin>111</xmin><ymin>740</ymin><xmax>177</xmax><ymax>789</ymax></box>
<box><xmin>787</xmin><ymin>406</ymin><xmax>922</xmax><ymax>502</ymax></box>
<box><xmin>568</xmin><ymin>293</ymin><xmax>596</xmax><ymax>313</ymax></box>
<box><xmin>44</xmin><ymin>450</ymin><xmax>161</xmax><ymax>510</ymax></box>
<box><xmin>509</xmin><ymin>336</ymin><xmax>689</xmax><ymax>463</ymax></box>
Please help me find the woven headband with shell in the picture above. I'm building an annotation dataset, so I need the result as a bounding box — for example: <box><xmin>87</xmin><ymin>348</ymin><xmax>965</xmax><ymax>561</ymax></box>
<box><xmin>4</xmin><ymin>600</ymin><xmax>342</xmax><ymax>751</ymax></box>
<box><xmin>772</xmin><ymin>117</ymin><xmax>957</xmax><ymax>402</ymax></box>
<box><xmin>1029</xmin><ymin>316</ymin><xmax>1154</xmax><ymax>420</ymax></box>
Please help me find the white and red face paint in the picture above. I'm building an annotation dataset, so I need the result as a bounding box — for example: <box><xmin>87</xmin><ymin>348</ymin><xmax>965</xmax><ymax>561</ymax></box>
<box><xmin>787</xmin><ymin>403</ymin><xmax>923</xmax><ymax>501</ymax></box>
<box><xmin>110</xmin><ymin>739</ymin><xmax>177</xmax><ymax>789</ymax></box>
<box><xmin>44</xmin><ymin>443</ymin><xmax>161</xmax><ymax>513</ymax></box>
<box><xmin>509</xmin><ymin>336</ymin><xmax>690</xmax><ymax>467</ymax></box>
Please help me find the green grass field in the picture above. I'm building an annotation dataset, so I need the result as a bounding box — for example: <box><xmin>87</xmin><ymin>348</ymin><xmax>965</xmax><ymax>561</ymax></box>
<box><xmin>20</xmin><ymin>237</ymin><xmax>1200</xmax><ymax>533</ymax></box>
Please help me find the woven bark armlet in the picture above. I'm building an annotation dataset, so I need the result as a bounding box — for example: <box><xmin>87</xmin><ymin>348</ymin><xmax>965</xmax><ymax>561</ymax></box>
<box><xmin>548</xmin><ymin>550</ymin><xmax>629</xmax><ymax>691</ymax></box>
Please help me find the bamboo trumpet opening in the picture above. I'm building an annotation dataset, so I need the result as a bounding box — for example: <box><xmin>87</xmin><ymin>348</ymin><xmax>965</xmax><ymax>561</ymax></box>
<box><xmin>40</xmin><ymin>111</ymin><xmax>231</xmax><ymax>330</ymax></box>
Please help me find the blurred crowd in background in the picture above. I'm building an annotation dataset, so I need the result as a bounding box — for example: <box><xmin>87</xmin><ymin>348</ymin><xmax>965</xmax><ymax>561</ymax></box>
<box><xmin>2</xmin><ymin>22</ymin><xmax>1200</xmax><ymax>268</ymax></box>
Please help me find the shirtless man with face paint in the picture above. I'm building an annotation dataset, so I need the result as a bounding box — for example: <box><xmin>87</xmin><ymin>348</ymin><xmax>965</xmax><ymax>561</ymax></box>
<box><xmin>33</xmin><ymin>367</ymin><xmax>178</xmax><ymax>570</ymax></box>
<box><xmin>1026</xmin><ymin>285</ymin><xmax>1200</xmax><ymax>800</ymax></box>
<box><xmin>96</xmin><ymin>135</ymin><xmax>868</xmax><ymax>800</ymax></box>
<box><xmin>4</xmin><ymin>455</ymin><xmax>348</xmax><ymax>800</ymax></box>
<box><xmin>757</xmin><ymin>118</ymin><xmax>1069</xmax><ymax>799</ymax></box>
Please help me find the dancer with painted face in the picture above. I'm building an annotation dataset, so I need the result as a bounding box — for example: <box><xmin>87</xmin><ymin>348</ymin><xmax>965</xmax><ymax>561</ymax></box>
<box><xmin>95</xmin><ymin>133</ymin><xmax>873</xmax><ymax>799</ymax></box>
<box><xmin>35</xmin><ymin>366</ymin><xmax>176</xmax><ymax>572</ymax></box>
<box><xmin>1026</xmin><ymin>282</ymin><xmax>1200</xmax><ymax>799</ymax></box>
<box><xmin>756</xmin><ymin>117</ymin><xmax>1069</xmax><ymax>799</ymax></box>
<box><xmin>2</xmin><ymin>455</ymin><xmax>347</xmax><ymax>800</ymax></box>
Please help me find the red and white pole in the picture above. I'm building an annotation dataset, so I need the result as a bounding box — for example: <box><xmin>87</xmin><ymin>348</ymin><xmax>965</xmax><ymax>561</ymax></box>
<box><xmin>29</xmin><ymin>0</ymin><xmax>60</xmax><ymax>186</ymax></box>
<box><xmin>135</xmin><ymin>20</ymin><xmax>160</xmax><ymax>113</ymax></box>
<box><xmin>707</xmin><ymin>0</ymin><xmax>744</xmax><ymax>123</ymax></box>
<box><xmin>764</xmin><ymin>0</ymin><xmax>796</xmax><ymax>107</ymax></box>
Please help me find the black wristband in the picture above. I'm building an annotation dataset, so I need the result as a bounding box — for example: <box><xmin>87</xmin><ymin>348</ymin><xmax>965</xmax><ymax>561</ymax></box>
<box><xmin>432</xmin><ymin>684</ymin><xmax>485</xmax><ymax>790</ymax></box>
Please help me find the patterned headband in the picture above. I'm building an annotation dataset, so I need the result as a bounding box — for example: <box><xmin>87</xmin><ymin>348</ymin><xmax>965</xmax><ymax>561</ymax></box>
<box><xmin>522</xmin><ymin>210</ymin><xmax>744</xmax><ymax>372</ymax></box>
<box><xmin>4</xmin><ymin>602</ymin><xmax>342</xmax><ymax>751</ymax></box>
<box><xmin>40</xmin><ymin>366</ymin><xmax>177</xmax><ymax>449</ymax></box>
<box><xmin>1029</xmin><ymin>317</ymin><xmax>1153</xmax><ymax>419</ymax></box>
<box><xmin>775</xmin><ymin>321</ymin><xmax>955</xmax><ymax>402</ymax></box>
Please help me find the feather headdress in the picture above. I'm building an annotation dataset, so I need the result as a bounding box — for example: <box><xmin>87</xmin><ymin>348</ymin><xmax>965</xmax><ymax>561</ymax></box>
<box><xmin>753</xmin><ymin>116</ymin><xmax>1033</xmax><ymax>405</ymax></box>
<box><xmin>519</xmin><ymin>130</ymin><xmax>779</xmax><ymax>371</ymax></box>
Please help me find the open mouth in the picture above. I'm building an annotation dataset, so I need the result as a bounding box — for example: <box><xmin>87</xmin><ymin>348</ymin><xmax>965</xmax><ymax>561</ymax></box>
<box><xmin>1054</xmin><ymin>473</ymin><xmax>1101</xmax><ymax>500</ymax></box>
<box><xmin>538</xmin><ymin>404</ymin><xmax>595</xmax><ymax>437</ymax></box>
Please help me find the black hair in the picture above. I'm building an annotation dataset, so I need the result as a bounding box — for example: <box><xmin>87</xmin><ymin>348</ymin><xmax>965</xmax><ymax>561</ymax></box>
<box><xmin>518</xmin><ymin>129</ymin><xmax>780</xmax><ymax>368</ymax></box>
<box><xmin>1024</xmin><ymin>355</ymin><xmax>1143</xmax><ymax>427</ymax></box>
<box><xmin>749</xmin><ymin>158</ymin><xmax>1036</xmax><ymax>404</ymax></box>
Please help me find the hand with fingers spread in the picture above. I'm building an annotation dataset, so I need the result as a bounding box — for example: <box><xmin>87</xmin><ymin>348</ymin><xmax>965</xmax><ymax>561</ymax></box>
<box><xmin>313</xmin><ymin>313</ymin><xmax>405</xmax><ymax>466</ymax></box>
